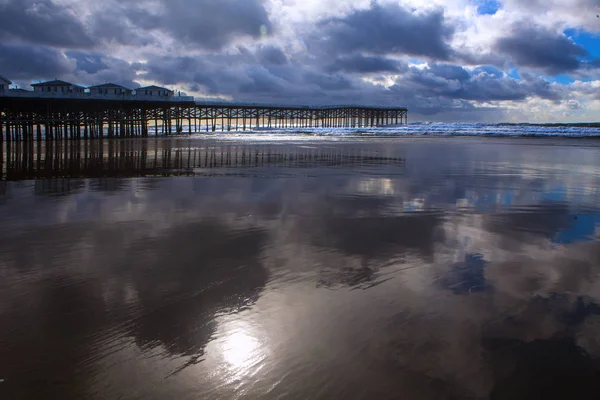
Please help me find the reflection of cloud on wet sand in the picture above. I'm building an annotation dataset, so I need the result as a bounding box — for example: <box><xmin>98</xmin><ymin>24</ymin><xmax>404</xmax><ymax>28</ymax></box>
<box><xmin>124</xmin><ymin>221</ymin><xmax>269</xmax><ymax>358</ymax></box>
<box><xmin>357</xmin><ymin>213</ymin><xmax>600</xmax><ymax>399</ymax></box>
<box><xmin>0</xmin><ymin>217</ymin><xmax>270</xmax><ymax>399</ymax></box>
<box><xmin>3</xmin><ymin>138</ymin><xmax>600</xmax><ymax>398</ymax></box>
<box><xmin>2</xmin><ymin>183</ymin><xmax>600</xmax><ymax>398</ymax></box>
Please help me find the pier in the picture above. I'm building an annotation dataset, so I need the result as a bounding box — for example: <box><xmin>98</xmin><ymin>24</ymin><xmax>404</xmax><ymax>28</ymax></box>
<box><xmin>0</xmin><ymin>95</ymin><xmax>408</xmax><ymax>141</ymax></box>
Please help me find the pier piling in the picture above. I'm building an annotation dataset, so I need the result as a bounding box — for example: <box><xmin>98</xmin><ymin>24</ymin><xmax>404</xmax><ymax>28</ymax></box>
<box><xmin>0</xmin><ymin>97</ymin><xmax>407</xmax><ymax>141</ymax></box>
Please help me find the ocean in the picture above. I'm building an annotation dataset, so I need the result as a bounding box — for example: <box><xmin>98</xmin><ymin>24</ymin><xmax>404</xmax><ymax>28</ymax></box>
<box><xmin>179</xmin><ymin>122</ymin><xmax>600</xmax><ymax>138</ymax></box>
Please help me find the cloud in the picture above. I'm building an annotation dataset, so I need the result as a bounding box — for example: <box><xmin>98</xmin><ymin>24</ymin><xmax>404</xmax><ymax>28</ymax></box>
<box><xmin>257</xmin><ymin>45</ymin><xmax>289</xmax><ymax>65</ymax></box>
<box><xmin>129</xmin><ymin>51</ymin><xmax>567</xmax><ymax>120</ymax></box>
<box><xmin>0</xmin><ymin>0</ymin><xmax>93</xmax><ymax>48</ymax></box>
<box><xmin>0</xmin><ymin>44</ymin><xmax>72</xmax><ymax>80</ymax></box>
<box><xmin>65</xmin><ymin>51</ymin><xmax>108</xmax><ymax>74</ymax></box>
<box><xmin>496</xmin><ymin>24</ymin><xmax>588</xmax><ymax>74</ymax></box>
<box><xmin>428</xmin><ymin>63</ymin><xmax>471</xmax><ymax>81</ymax></box>
<box><xmin>132</xmin><ymin>51</ymin><xmax>359</xmax><ymax>101</ymax></box>
<box><xmin>88</xmin><ymin>10</ymin><xmax>153</xmax><ymax>47</ymax></box>
<box><xmin>117</xmin><ymin>0</ymin><xmax>272</xmax><ymax>51</ymax></box>
<box><xmin>166</xmin><ymin>0</ymin><xmax>271</xmax><ymax>50</ymax></box>
<box><xmin>0</xmin><ymin>0</ymin><xmax>597</xmax><ymax>121</ymax></box>
<box><xmin>309</xmin><ymin>2</ymin><xmax>454</xmax><ymax>60</ymax></box>
<box><xmin>67</xmin><ymin>52</ymin><xmax>140</xmax><ymax>88</ymax></box>
<box><xmin>239</xmin><ymin>66</ymin><xmax>287</xmax><ymax>94</ymax></box>
<box><xmin>135</xmin><ymin>56</ymin><xmax>212</xmax><ymax>86</ymax></box>
<box><xmin>327</xmin><ymin>54</ymin><xmax>405</xmax><ymax>74</ymax></box>
<box><xmin>386</xmin><ymin>63</ymin><xmax>561</xmax><ymax>116</ymax></box>
<box><xmin>302</xmin><ymin>70</ymin><xmax>354</xmax><ymax>91</ymax></box>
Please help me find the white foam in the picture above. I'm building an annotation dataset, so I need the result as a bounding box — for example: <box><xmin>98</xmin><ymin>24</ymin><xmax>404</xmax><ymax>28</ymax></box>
<box><xmin>157</xmin><ymin>123</ymin><xmax>600</xmax><ymax>140</ymax></box>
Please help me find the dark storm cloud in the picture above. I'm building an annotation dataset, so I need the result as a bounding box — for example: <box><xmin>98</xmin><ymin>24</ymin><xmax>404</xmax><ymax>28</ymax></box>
<box><xmin>191</xmin><ymin>75</ymin><xmax>220</xmax><ymax>94</ymax></box>
<box><xmin>134</xmin><ymin>52</ymin><xmax>359</xmax><ymax>101</ymax></box>
<box><xmin>327</xmin><ymin>55</ymin><xmax>405</xmax><ymax>74</ymax></box>
<box><xmin>496</xmin><ymin>24</ymin><xmax>588</xmax><ymax>74</ymax></box>
<box><xmin>517</xmin><ymin>72</ymin><xmax>561</xmax><ymax>100</ymax></box>
<box><xmin>0</xmin><ymin>0</ymin><xmax>93</xmax><ymax>48</ymax></box>
<box><xmin>133</xmin><ymin>52</ymin><xmax>564</xmax><ymax>117</ymax></box>
<box><xmin>135</xmin><ymin>53</ymin><xmax>262</xmax><ymax>95</ymax></box>
<box><xmin>134</xmin><ymin>54</ymin><xmax>245</xmax><ymax>94</ymax></box>
<box><xmin>239</xmin><ymin>67</ymin><xmax>286</xmax><ymax>94</ymax></box>
<box><xmin>100</xmin><ymin>46</ymin><xmax>567</xmax><ymax>121</ymax></box>
<box><xmin>310</xmin><ymin>2</ymin><xmax>454</xmax><ymax>60</ymax></box>
<box><xmin>257</xmin><ymin>45</ymin><xmax>289</xmax><ymax>65</ymax></box>
<box><xmin>134</xmin><ymin>56</ymin><xmax>211</xmax><ymax>86</ymax></box>
<box><xmin>303</xmin><ymin>71</ymin><xmax>354</xmax><ymax>91</ymax></box>
<box><xmin>69</xmin><ymin>54</ymin><xmax>140</xmax><ymax>89</ymax></box>
<box><xmin>428</xmin><ymin>63</ymin><xmax>471</xmax><ymax>81</ymax></box>
<box><xmin>0</xmin><ymin>44</ymin><xmax>72</xmax><ymax>80</ymax></box>
<box><xmin>461</xmin><ymin>71</ymin><xmax>557</xmax><ymax>101</ymax></box>
<box><xmin>421</xmin><ymin>64</ymin><xmax>557</xmax><ymax>101</ymax></box>
<box><xmin>75</xmin><ymin>0</ymin><xmax>272</xmax><ymax>50</ymax></box>
<box><xmin>387</xmin><ymin>63</ymin><xmax>561</xmax><ymax>115</ymax></box>
<box><xmin>166</xmin><ymin>0</ymin><xmax>272</xmax><ymax>50</ymax></box>
<box><xmin>88</xmin><ymin>12</ymin><xmax>153</xmax><ymax>47</ymax></box>
<box><xmin>65</xmin><ymin>51</ymin><xmax>108</xmax><ymax>74</ymax></box>
<box><xmin>116</xmin><ymin>0</ymin><xmax>272</xmax><ymax>50</ymax></box>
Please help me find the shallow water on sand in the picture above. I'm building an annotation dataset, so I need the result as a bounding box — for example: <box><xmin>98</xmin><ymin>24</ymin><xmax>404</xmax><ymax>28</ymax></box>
<box><xmin>2</xmin><ymin>136</ymin><xmax>600</xmax><ymax>399</ymax></box>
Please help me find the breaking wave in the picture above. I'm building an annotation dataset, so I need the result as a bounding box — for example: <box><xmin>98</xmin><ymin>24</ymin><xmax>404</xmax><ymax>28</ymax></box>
<box><xmin>270</xmin><ymin>123</ymin><xmax>600</xmax><ymax>137</ymax></box>
<box><xmin>183</xmin><ymin>122</ymin><xmax>600</xmax><ymax>139</ymax></box>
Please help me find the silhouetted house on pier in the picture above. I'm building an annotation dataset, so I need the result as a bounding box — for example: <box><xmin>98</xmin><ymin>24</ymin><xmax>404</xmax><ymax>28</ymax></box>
<box><xmin>32</xmin><ymin>79</ymin><xmax>85</xmax><ymax>94</ymax></box>
<box><xmin>88</xmin><ymin>83</ymin><xmax>133</xmax><ymax>96</ymax></box>
<box><xmin>137</xmin><ymin>85</ymin><xmax>174</xmax><ymax>97</ymax></box>
<box><xmin>0</xmin><ymin>75</ymin><xmax>11</xmax><ymax>93</ymax></box>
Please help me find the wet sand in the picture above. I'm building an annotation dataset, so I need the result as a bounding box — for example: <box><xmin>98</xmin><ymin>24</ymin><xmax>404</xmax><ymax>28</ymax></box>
<box><xmin>2</xmin><ymin>136</ymin><xmax>600</xmax><ymax>399</ymax></box>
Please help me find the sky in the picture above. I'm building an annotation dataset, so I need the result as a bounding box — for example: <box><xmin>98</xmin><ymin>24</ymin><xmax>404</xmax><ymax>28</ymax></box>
<box><xmin>0</xmin><ymin>0</ymin><xmax>599</xmax><ymax>122</ymax></box>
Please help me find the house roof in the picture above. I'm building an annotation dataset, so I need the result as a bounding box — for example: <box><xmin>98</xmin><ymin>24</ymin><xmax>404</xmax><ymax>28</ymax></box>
<box><xmin>0</xmin><ymin>75</ymin><xmax>12</xmax><ymax>84</ymax></box>
<box><xmin>137</xmin><ymin>85</ymin><xmax>173</xmax><ymax>91</ymax></box>
<box><xmin>31</xmin><ymin>79</ymin><xmax>84</xmax><ymax>88</ymax></box>
<box><xmin>88</xmin><ymin>83</ymin><xmax>132</xmax><ymax>90</ymax></box>
<box><xmin>9</xmin><ymin>88</ymin><xmax>29</xmax><ymax>92</ymax></box>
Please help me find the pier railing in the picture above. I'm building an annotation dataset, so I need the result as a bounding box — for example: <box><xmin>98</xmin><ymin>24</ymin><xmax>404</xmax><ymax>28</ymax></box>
<box><xmin>194</xmin><ymin>101</ymin><xmax>407</xmax><ymax>111</ymax></box>
<box><xmin>1</xmin><ymin>91</ymin><xmax>195</xmax><ymax>102</ymax></box>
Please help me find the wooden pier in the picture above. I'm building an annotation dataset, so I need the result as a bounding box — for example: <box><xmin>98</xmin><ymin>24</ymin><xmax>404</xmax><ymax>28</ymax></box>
<box><xmin>0</xmin><ymin>97</ymin><xmax>407</xmax><ymax>141</ymax></box>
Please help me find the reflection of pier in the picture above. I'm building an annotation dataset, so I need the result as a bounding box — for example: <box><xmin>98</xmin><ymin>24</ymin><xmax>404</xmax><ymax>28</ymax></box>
<box><xmin>0</xmin><ymin>97</ymin><xmax>408</xmax><ymax>141</ymax></box>
<box><xmin>1</xmin><ymin>140</ymin><xmax>405</xmax><ymax>180</ymax></box>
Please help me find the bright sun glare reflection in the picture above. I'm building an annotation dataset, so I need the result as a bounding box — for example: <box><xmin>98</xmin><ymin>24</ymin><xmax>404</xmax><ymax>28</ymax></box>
<box><xmin>222</xmin><ymin>330</ymin><xmax>260</xmax><ymax>369</ymax></box>
<box><xmin>213</xmin><ymin>318</ymin><xmax>268</xmax><ymax>382</ymax></box>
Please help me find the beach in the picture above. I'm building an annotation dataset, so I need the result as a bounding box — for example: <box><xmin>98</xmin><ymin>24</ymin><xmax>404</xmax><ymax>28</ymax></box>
<box><xmin>2</xmin><ymin>135</ymin><xmax>600</xmax><ymax>399</ymax></box>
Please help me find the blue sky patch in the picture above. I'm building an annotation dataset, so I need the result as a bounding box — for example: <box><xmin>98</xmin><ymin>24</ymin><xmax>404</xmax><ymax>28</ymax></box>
<box><xmin>476</xmin><ymin>0</ymin><xmax>501</xmax><ymax>15</ymax></box>
<box><xmin>565</xmin><ymin>28</ymin><xmax>600</xmax><ymax>59</ymax></box>
<box><xmin>506</xmin><ymin>67</ymin><xmax>520</xmax><ymax>80</ymax></box>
